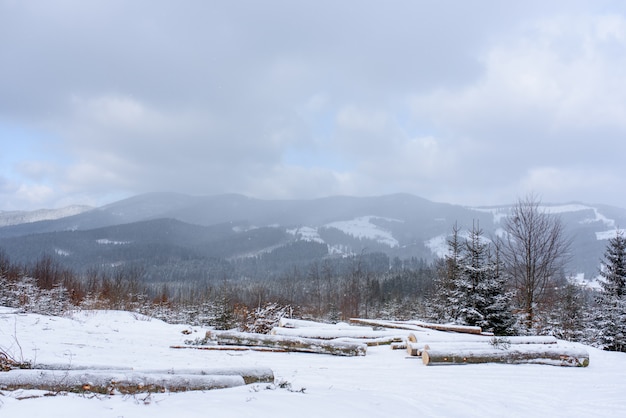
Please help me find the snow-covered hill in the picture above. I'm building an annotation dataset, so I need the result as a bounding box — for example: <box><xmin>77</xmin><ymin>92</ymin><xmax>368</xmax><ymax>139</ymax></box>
<box><xmin>1</xmin><ymin>193</ymin><xmax>626</xmax><ymax>282</ymax></box>
<box><xmin>0</xmin><ymin>205</ymin><xmax>92</xmax><ymax>227</ymax></box>
<box><xmin>1</xmin><ymin>308</ymin><xmax>625</xmax><ymax>417</ymax></box>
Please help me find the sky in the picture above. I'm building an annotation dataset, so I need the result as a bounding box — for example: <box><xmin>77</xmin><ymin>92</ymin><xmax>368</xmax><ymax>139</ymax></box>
<box><xmin>2</xmin><ymin>0</ymin><xmax>626</xmax><ymax>211</ymax></box>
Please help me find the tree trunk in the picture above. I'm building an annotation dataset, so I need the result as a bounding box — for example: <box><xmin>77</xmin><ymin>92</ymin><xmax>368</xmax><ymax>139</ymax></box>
<box><xmin>0</xmin><ymin>370</ymin><xmax>252</xmax><ymax>394</ymax></box>
<box><xmin>407</xmin><ymin>342</ymin><xmax>430</xmax><ymax>356</ymax></box>
<box><xmin>422</xmin><ymin>347</ymin><xmax>589</xmax><ymax>367</ymax></box>
<box><xmin>270</xmin><ymin>326</ymin><xmax>402</xmax><ymax>340</ymax></box>
<box><xmin>350</xmin><ymin>318</ymin><xmax>483</xmax><ymax>335</ymax></box>
<box><xmin>208</xmin><ymin>331</ymin><xmax>367</xmax><ymax>356</ymax></box>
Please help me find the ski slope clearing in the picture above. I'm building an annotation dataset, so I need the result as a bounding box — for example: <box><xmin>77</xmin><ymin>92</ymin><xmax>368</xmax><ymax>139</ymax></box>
<box><xmin>1</xmin><ymin>308</ymin><xmax>625</xmax><ymax>417</ymax></box>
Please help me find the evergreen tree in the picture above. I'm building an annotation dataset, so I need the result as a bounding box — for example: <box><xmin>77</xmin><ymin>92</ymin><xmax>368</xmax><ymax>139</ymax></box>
<box><xmin>595</xmin><ymin>230</ymin><xmax>626</xmax><ymax>352</ymax></box>
<box><xmin>458</xmin><ymin>223</ymin><xmax>515</xmax><ymax>335</ymax></box>
<box><xmin>430</xmin><ymin>223</ymin><xmax>463</xmax><ymax>322</ymax></box>
<box><xmin>430</xmin><ymin>222</ymin><xmax>515</xmax><ymax>335</ymax></box>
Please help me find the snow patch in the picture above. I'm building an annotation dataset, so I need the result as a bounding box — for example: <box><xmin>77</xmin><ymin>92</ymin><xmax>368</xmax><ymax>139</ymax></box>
<box><xmin>570</xmin><ymin>272</ymin><xmax>603</xmax><ymax>290</ymax></box>
<box><xmin>596</xmin><ymin>228</ymin><xmax>626</xmax><ymax>240</ymax></box>
<box><xmin>287</xmin><ymin>226</ymin><xmax>325</xmax><ymax>244</ymax></box>
<box><xmin>425</xmin><ymin>230</ymin><xmax>492</xmax><ymax>258</ymax></box>
<box><xmin>325</xmin><ymin>216</ymin><xmax>401</xmax><ymax>248</ymax></box>
<box><xmin>54</xmin><ymin>248</ymin><xmax>71</xmax><ymax>257</ymax></box>
<box><xmin>425</xmin><ymin>234</ymin><xmax>448</xmax><ymax>258</ymax></box>
<box><xmin>96</xmin><ymin>239</ymin><xmax>131</xmax><ymax>245</ymax></box>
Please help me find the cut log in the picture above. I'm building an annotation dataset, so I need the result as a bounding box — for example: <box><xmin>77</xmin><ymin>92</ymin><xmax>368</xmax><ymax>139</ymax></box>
<box><xmin>422</xmin><ymin>346</ymin><xmax>589</xmax><ymax>367</ymax></box>
<box><xmin>406</xmin><ymin>334</ymin><xmax>557</xmax><ymax>345</ymax></box>
<box><xmin>135</xmin><ymin>367</ymin><xmax>274</xmax><ymax>385</ymax></box>
<box><xmin>208</xmin><ymin>331</ymin><xmax>367</xmax><ymax>356</ymax></box>
<box><xmin>278</xmin><ymin>318</ymin><xmax>353</xmax><ymax>329</ymax></box>
<box><xmin>171</xmin><ymin>344</ymin><xmax>287</xmax><ymax>353</ymax></box>
<box><xmin>404</xmin><ymin>321</ymin><xmax>483</xmax><ymax>335</ymax></box>
<box><xmin>0</xmin><ymin>370</ymin><xmax>249</xmax><ymax>394</ymax></box>
<box><xmin>407</xmin><ymin>342</ymin><xmax>430</xmax><ymax>357</ymax></box>
<box><xmin>270</xmin><ymin>326</ymin><xmax>402</xmax><ymax>340</ymax></box>
<box><xmin>330</xmin><ymin>336</ymin><xmax>403</xmax><ymax>346</ymax></box>
<box><xmin>390</xmin><ymin>342</ymin><xmax>407</xmax><ymax>350</ymax></box>
<box><xmin>350</xmin><ymin>318</ymin><xmax>483</xmax><ymax>335</ymax></box>
<box><xmin>349</xmin><ymin>318</ymin><xmax>426</xmax><ymax>331</ymax></box>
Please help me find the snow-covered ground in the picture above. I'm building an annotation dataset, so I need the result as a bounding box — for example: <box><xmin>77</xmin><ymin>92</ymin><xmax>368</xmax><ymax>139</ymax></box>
<box><xmin>1</xmin><ymin>308</ymin><xmax>625</xmax><ymax>417</ymax></box>
<box><xmin>325</xmin><ymin>216</ymin><xmax>401</xmax><ymax>248</ymax></box>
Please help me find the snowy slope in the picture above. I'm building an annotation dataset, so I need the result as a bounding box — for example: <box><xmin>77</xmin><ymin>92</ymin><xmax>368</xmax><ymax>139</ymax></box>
<box><xmin>1</xmin><ymin>308</ymin><xmax>625</xmax><ymax>417</ymax></box>
<box><xmin>0</xmin><ymin>206</ymin><xmax>93</xmax><ymax>227</ymax></box>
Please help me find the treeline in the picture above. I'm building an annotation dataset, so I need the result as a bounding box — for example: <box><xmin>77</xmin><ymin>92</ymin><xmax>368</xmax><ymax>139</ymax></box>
<box><xmin>0</xmin><ymin>247</ymin><xmax>436</xmax><ymax>327</ymax></box>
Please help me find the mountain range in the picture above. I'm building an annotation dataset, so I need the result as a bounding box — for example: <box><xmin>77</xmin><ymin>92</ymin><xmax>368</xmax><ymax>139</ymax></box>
<box><xmin>1</xmin><ymin>193</ymin><xmax>624</xmax><ymax>286</ymax></box>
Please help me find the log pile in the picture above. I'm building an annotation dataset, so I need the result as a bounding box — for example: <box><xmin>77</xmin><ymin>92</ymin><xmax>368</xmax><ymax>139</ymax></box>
<box><xmin>401</xmin><ymin>331</ymin><xmax>588</xmax><ymax>367</ymax></box>
<box><xmin>347</xmin><ymin>318</ymin><xmax>589</xmax><ymax>367</ymax></box>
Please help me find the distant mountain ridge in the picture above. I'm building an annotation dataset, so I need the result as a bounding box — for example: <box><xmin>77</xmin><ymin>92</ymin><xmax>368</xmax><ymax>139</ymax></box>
<box><xmin>1</xmin><ymin>193</ymin><xmax>624</xmax><ymax>285</ymax></box>
<box><xmin>0</xmin><ymin>205</ymin><xmax>93</xmax><ymax>227</ymax></box>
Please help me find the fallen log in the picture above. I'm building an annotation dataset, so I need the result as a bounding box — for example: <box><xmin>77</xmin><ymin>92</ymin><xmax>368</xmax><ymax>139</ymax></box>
<box><xmin>407</xmin><ymin>342</ymin><xmax>430</xmax><ymax>357</ymax></box>
<box><xmin>350</xmin><ymin>318</ymin><xmax>483</xmax><ymax>335</ymax></box>
<box><xmin>171</xmin><ymin>344</ymin><xmax>287</xmax><ymax>353</ymax></box>
<box><xmin>278</xmin><ymin>318</ymin><xmax>352</xmax><ymax>329</ymax></box>
<box><xmin>0</xmin><ymin>370</ymin><xmax>249</xmax><ymax>394</ymax></box>
<box><xmin>330</xmin><ymin>336</ymin><xmax>403</xmax><ymax>346</ymax></box>
<box><xmin>390</xmin><ymin>342</ymin><xmax>407</xmax><ymax>350</ymax></box>
<box><xmin>270</xmin><ymin>326</ymin><xmax>402</xmax><ymax>340</ymax></box>
<box><xmin>422</xmin><ymin>346</ymin><xmax>589</xmax><ymax>367</ymax></box>
<box><xmin>406</xmin><ymin>333</ymin><xmax>557</xmax><ymax>345</ymax></box>
<box><xmin>208</xmin><ymin>331</ymin><xmax>367</xmax><ymax>356</ymax></box>
<box><xmin>135</xmin><ymin>367</ymin><xmax>274</xmax><ymax>385</ymax></box>
<box><xmin>349</xmin><ymin>318</ymin><xmax>426</xmax><ymax>332</ymax></box>
<box><xmin>404</xmin><ymin>321</ymin><xmax>483</xmax><ymax>335</ymax></box>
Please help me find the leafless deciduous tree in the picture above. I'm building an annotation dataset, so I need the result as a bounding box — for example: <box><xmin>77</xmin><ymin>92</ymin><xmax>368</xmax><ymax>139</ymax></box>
<box><xmin>499</xmin><ymin>194</ymin><xmax>571</xmax><ymax>330</ymax></box>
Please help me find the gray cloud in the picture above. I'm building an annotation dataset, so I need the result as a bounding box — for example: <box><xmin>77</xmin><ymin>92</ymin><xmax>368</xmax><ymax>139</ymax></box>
<box><xmin>1</xmin><ymin>0</ymin><xmax>626</xmax><ymax>210</ymax></box>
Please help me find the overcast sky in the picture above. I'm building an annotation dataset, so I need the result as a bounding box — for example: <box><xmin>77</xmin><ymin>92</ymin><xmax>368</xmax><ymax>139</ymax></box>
<box><xmin>2</xmin><ymin>0</ymin><xmax>626</xmax><ymax>211</ymax></box>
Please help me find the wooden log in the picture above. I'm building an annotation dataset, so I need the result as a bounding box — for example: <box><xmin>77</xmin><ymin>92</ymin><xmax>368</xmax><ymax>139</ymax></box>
<box><xmin>209</xmin><ymin>331</ymin><xmax>367</xmax><ymax>356</ymax></box>
<box><xmin>406</xmin><ymin>334</ymin><xmax>557</xmax><ymax>345</ymax></box>
<box><xmin>350</xmin><ymin>318</ymin><xmax>483</xmax><ymax>335</ymax></box>
<box><xmin>171</xmin><ymin>344</ymin><xmax>287</xmax><ymax>353</ymax></box>
<box><xmin>349</xmin><ymin>318</ymin><xmax>426</xmax><ymax>331</ymax></box>
<box><xmin>278</xmin><ymin>318</ymin><xmax>352</xmax><ymax>329</ymax></box>
<box><xmin>270</xmin><ymin>326</ymin><xmax>402</xmax><ymax>340</ymax></box>
<box><xmin>407</xmin><ymin>342</ymin><xmax>430</xmax><ymax>357</ymax></box>
<box><xmin>405</xmin><ymin>321</ymin><xmax>483</xmax><ymax>335</ymax></box>
<box><xmin>330</xmin><ymin>336</ymin><xmax>403</xmax><ymax>346</ymax></box>
<box><xmin>422</xmin><ymin>346</ymin><xmax>589</xmax><ymax>367</ymax></box>
<box><xmin>390</xmin><ymin>342</ymin><xmax>407</xmax><ymax>350</ymax></box>
<box><xmin>135</xmin><ymin>367</ymin><xmax>275</xmax><ymax>385</ymax></box>
<box><xmin>0</xmin><ymin>370</ymin><xmax>248</xmax><ymax>394</ymax></box>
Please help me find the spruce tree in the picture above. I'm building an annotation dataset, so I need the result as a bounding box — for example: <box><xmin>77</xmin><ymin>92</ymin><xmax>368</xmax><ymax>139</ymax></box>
<box><xmin>459</xmin><ymin>223</ymin><xmax>515</xmax><ymax>335</ymax></box>
<box><xmin>430</xmin><ymin>223</ymin><xmax>462</xmax><ymax>322</ymax></box>
<box><xmin>431</xmin><ymin>222</ymin><xmax>515</xmax><ymax>335</ymax></box>
<box><xmin>596</xmin><ymin>230</ymin><xmax>626</xmax><ymax>352</ymax></box>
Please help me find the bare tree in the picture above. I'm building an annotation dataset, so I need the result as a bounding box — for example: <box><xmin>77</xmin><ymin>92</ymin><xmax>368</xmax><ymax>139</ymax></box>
<box><xmin>499</xmin><ymin>194</ymin><xmax>571</xmax><ymax>330</ymax></box>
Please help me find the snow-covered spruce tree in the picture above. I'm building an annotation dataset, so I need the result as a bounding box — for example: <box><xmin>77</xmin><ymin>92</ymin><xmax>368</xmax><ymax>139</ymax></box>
<box><xmin>595</xmin><ymin>229</ymin><xmax>626</xmax><ymax>352</ymax></box>
<box><xmin>429</xmin><ymin>223</ymin><xmax>463</xmax><ymax>322</ymax></box>
<box><xmin>430</xmin><ymin>223</ymin><xmax>515</xmax><ymax>335</ymax></box>
<box><xmin>458</xmin><ymin>223</ymin><xmax>515</xmax><ymax>335</ymax></box>
<box><xmin>544</xmin><ymin>281</ymin><xmax>587</xmax><ymax>341</ymax></box>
